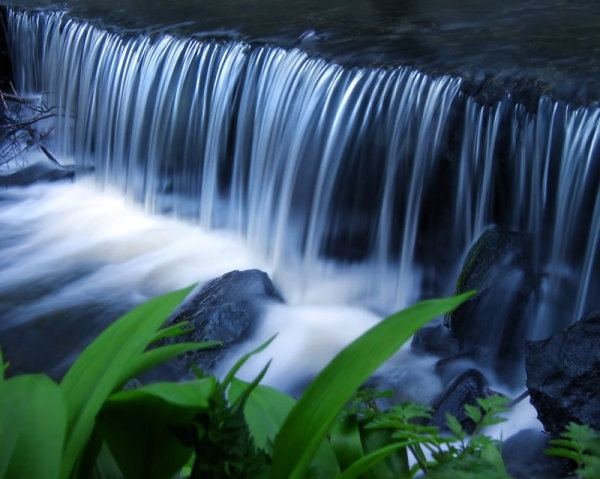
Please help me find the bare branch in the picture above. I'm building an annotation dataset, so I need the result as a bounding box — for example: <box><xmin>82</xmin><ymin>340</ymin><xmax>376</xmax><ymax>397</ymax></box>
<box><xmin>0</xmin><ymin>87</ymin><xmax>55</xmax><ymax>166</ymax></box>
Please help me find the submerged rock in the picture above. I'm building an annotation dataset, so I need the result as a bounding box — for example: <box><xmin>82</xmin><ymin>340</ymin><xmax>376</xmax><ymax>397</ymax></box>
<box><xmin>525</xmin><ymin>309</ymin><xmax>600</xmax><ymax>435</ymax></box>
<box><xmin>0</xmin><ymin>161</ymin><xmax>74</xmax><ymax>187</ymax></box>
<box><xmin>152</xmin><ymin>269</ymin><xmax>283</xmax><ymax>378</ymax></box>
<box><xmin>444</xmin><ymin>227</ymin><xmax>537</xmax><ymax>375</ymax></box>
<box><xmin>502</xmin><ymin>429</ymin><xmax>574</xmax><ymax>479</ymax></box>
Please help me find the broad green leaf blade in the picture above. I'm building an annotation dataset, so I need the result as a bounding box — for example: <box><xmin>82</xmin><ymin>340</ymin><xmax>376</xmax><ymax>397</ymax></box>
<box><xmin>107</xmin><ymin>377</ymin><xmax>217</xmax><ymax>409</ymax></box>
<box><xmin>128</xmin><ymin>341</ymin><xmax>221</xmax><ymax>380</ymax></box>
<box><xmin>0</xmin><ymin>374</ymin><xmax>66</xmax><ymax>479</ymax></box>
<box><xmin>271</xmin><ymin>291</ymin><xmax>475</xmax><ymax>479</ymax></box>
<box><xmin>337</xmin><ymin>441</ymin><xmax>411</xmax><ymax>479</ymax></box>
<box><xmin>88</xmin><ymin>442</ymin><xmax>123</xmax><ymax>479</ymax></box>
<box><xmin>99</xmin><ymin>378</ymin><xmax>216</xmax><ymax>479</ymax></box>
<box><xmin>150</xmin><ymin>321</ymin><xmax>193</xmax><ymax>342</ymax></box>
<box><xmin>0</xmin><ymin>348</ymin><xmax>5</xmax><ymax>381</ymax></box>
<box><xmin>59</xmin><ymin>286</ymin><xmax>193</xmax><ymax>478</ymax></box>
<box><xmin>362</xmin><ymin>428</ymin><xmax>410</xmax><ymax>478</ymax></box>
<box><xmin>329</xmin><ymin>417</ymin><xmax>365</xmax><ymax>470</ymax></box>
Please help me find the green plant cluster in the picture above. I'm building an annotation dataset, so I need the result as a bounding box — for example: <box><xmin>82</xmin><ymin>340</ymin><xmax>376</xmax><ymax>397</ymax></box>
<box><xmin>0</xmin><ymin>287</ymin><xmax>598</xmax><ymax>478</ymax></box>
<box><xmin>547</xmin><ymin>423</ymin><xmax>600</xmax><ymax>479</ymax></box>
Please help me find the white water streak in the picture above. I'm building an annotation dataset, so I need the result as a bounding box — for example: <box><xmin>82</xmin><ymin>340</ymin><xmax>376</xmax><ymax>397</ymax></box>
<box><xmin>6</xmin><ymin>8</ymin><xmax>600</xmax><ymax>325</ymax></box>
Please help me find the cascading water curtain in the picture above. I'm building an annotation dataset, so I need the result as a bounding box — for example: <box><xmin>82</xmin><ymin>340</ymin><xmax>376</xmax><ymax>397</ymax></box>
<box><xmin>6</xmin><ymin>8</ymin><xmax>600</xmax><ymax>328</ymax></box>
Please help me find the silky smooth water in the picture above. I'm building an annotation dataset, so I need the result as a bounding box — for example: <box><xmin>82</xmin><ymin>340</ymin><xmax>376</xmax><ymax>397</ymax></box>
<box><xmin>1</xmin><ymin>5</ymin><xmax>599</xmax><ymax>412</ymax></box>
<box><xmin>0</xmin><ymin>163</ymin><xmax>386</xmax><ymax>390</ymax></box>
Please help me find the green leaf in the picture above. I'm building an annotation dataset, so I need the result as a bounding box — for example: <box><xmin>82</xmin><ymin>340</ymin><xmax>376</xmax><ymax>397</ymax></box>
<box><xmin>149</xmin><ymin>321</ymin><xmax>193</xmax><ymax>342</ymax></box>
<box><xmin>337</xmin><ymin>441</ymin><xmax>411</xmax><ymax>479</ymax></box>
<box><xmin>546</xmin><ymin>448</ymin><xmax>581</xmax><ymax>462</ymax></box>
<box><xmin>330</xmin><ymin>417</ymin><xmax>365</xmax><ymax>470</ymax></box>
<box><xmin>229</xmin><ymin>360</ymin><xmax>272</xmax><ymax>412</ymax></box>
<box><xmin>107</xmin><ymin>377</ymin><xmax>217</xmax><ymax>408</ymax></box>
<box><xmin>547</xmin><ymin>439</ymin><xmax>578</xmax><ymax>450</ymax></box>
<box><xmin>0</xmin><ymin>348</ymin><xmax>5</xmax><ymax>381</ymax></box>
<box><xmin>0</xmin><ymin>374</ymin><xmax>66</xmax><ymax>479</ymax></box>
<box><xmin>445</xmin><ymin>413</ymin><xmax>466</xmax><ymax>441</ymax></box>
<box><xmin>464</xmin><ymin>404</ymin><xmax>482</xmax><ymax>424</ymax></box>
<box><xmin>578</xmin><ymin>455</ymin><xmax>600</xmax><ymax>479</ymax></box>
<box><xmin>229</xmin><ymin>376</ymin><xmax>340</xmax><ymax>477</ymax></box>
<box><xmin>128</xmin><ymin>341</ymin><xmax>221</xmax><ymax>380</ymax></box>
<box><xmin>562</xmin><ymin>423</ymin><xmax>600</xmax><ymax>453</ymax></box>
<box><xmin>479</xmin><ymin>441</ymin><xmax>507</xmax><ymax>472</ymax></box>
<box><xmin>271</xmin><ymin>291</ymin><xmax>475</xmax><ymax>479</ymax></box>
<box><xmin>362</xmin><ymin>428</ymin><xmax>410</xmax><ymax>478</ymax></box>
<box><xmin>228</xmin><ymin>378</ymin><xmax>296</xmax><ymax>453</ymax></box>
<box><xmin>98</xmin><ymin>378</ymin><xmax>217</xmax><ymax>479</ymax></box>
<box><xmin>476</xmin><ymin>396</ymin><xmax>509</xmax><ymax>428</ymax></box>
<box><xmin>366</xmin><ymin>403</ymin><xmax>432</xmax><ymax>431</ymax></box>
<box><xmin>59</xmin><ymin>285</ymin><xmax>194</xmax><ymax>478</ymax></box>
<box><xmin>87</xmin><ymin>441</ymin><xmax>123</xmax><ymax>479</ymax></box>
<box><xmin>222</xmin><ymin>335</ymin><xmax>277</xmax><ymax>388</ymax></box>
<box><xmin>229</xmin><ymin>378</ymin><xmax>340</xmax><ymax>477</ymax></box>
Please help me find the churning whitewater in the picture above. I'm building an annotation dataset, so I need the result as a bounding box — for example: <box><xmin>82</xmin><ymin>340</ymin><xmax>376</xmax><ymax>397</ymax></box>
<box><xmin>1</xmin><ymin>7</ymin><xmax>599</xmax><ymax>398</ymax></box>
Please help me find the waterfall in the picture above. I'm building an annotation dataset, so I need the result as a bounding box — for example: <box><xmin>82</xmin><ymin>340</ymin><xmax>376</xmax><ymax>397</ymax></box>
<box><xmin>5</xmin><ymin>8</ymin><xmax>600</xmax><ymax>332</ymax></box>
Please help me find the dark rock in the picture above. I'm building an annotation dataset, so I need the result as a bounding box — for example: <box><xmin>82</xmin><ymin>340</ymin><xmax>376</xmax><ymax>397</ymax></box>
<box><xmin>0</xmin><ymin>7</ymin><xmax>14</xmax><ymax>91</ymax></box>
<box><xmin>429</xmin><ymin>368</ymin><xmax>488</xmax><ymax>434</ymax></box>
<box><xmin>411</xmin><ymin>322</ymin><xmax>462</xmax><ymax>358</ymax></box>
<box><xmin>0</xmin><ymin>161</ymin><xmax>74</xmax><ymax>187</ymax></box>
<box><xmin>525</xmin><ymin>309</ymin><xmax>600</xmax><ymax>435</ymax></box>
<box><xmin>444</xmin><ymin>227</ymin><xmax>537</xmax><ymax>376</ymax></box>
<box><xmin>152</xmin><ymin>269</ymin><xmax>283</xmax><ymax>378</ymax></box>
<box><xmin>502</xmin><ymin>429</ymin><xmax>574</xmax><ymax>479</ymax></box>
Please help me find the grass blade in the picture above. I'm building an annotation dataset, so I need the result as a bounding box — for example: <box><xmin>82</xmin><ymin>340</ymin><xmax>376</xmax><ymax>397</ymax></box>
<box><xmin>337</xmin><ymin>441</ymin><xmax>412</xmax><ymax>479</ymax></box>
<box><xmin>329</xmin><ymin>417</ymin><xmax>365</xmax><ymax>470</ymax></box>
<box><xmin>271</xmin><ymin>291</ymin><xmax>475</xmax><ymax>479</ymax></box>
<box><xmin>222</xmin><ymin>334</ymin><xmax>277</xmax><ymax>388</ymax></box>
<box><xmin>59</xmin><ymin>286</ymin><xmax>193</xmax><ymax>478</ymax></box>
<box><xmin>129</xmin><ymin>341</ymin><xmax>221</xmax><ymax>379</ymax></box>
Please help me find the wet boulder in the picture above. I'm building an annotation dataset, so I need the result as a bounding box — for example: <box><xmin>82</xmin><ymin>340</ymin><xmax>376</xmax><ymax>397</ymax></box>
<box><xmin>525</xmin><ymin>309</ymin><xmax>600</xmax><ymax>435</ymax></box>
<box><xmin>0</xmin><ymin>8</ymin><xmax>13</xmax><ymax>91</ymax></box>
<box><xmin>444</xmin><ymin>227</ymin><xmax>537</xmax><ymax>370</ymax></box>
<box><xmin>429</xmin><ymin>368</ymin><xmax>488</xmax><ymax>434</ymax></box>
<box><xmin>152</xmin><ymin>269</ymin><xmax>283</xmax><ymax>378</ymax></box>
<box><xmin>411</xmin><ymin>322</ymin><xmax>462</xmax><ymax>358</ymax></box>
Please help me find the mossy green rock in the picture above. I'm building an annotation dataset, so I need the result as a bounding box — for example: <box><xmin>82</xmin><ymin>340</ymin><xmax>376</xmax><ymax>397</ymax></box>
<box><xmin>454</xmin><ymin>227</ymin><xmax>534</xmax><ymax>296</ymax></box>
<box><xmin>445</xmin><ymin>227</ymin><xmax>537</xmax><ymax>374</ymax></box>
